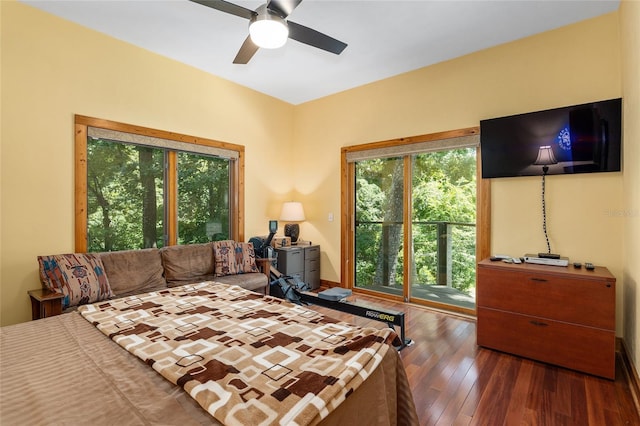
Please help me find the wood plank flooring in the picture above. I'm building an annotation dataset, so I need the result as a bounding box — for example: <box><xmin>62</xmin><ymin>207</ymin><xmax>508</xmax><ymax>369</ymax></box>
<box><xmin>308</xmin><ymin>293</ymin><xmax>640</xmax><ymax>425</ymax></box>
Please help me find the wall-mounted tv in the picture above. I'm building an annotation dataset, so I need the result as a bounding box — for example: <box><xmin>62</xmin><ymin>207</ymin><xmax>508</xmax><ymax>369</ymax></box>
<box><xmin>480</xmin><ymin>98</ymin><xmax>622</xmax><ymax>179</ymax></box>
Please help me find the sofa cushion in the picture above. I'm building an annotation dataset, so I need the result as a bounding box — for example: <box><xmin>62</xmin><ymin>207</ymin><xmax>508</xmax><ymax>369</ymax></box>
<box><xmin>100</xmin><ymin>248</ymin><xmax>166</xmax><ymax>297</ymax></box>
<box><xmin>214</xmin><ymin>272</ymin><xmax>267</xmax><ymax>293</ymax></box>
<box><xmin>37</xmin><ymin>253</ymin><xmax>114</xmax><ymax>309</ymax></box>
<box><xmin>161</xmin><ymin>243</ymin><xmax>215</xmax><ymax>286</ymax></box>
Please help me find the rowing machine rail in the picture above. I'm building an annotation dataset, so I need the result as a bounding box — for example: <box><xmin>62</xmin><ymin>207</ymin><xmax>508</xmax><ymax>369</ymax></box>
<box><xmin>296</xmin><ymin>291</ymin><xmax>412</xmax><ymax>350</ymax></box>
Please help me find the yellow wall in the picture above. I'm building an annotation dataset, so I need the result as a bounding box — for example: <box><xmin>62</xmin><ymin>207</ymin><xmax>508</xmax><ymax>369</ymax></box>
<box><xmin>0</xmin><ymin>0</ymin><xmax>633</xmax><ymax>360</ymax></box>
<box><xmin>620</xmin><ymin>0</ymin><xmax>640</xmax><ymax>373</ymax></box>
<box><xmin>0</xmin><ymin>1</ymin><xmax>294</xmax><ymax>325</ymax></box>
<box><xmin>294</xmin><ymin>12</ymin><xmax>624</xmax><ymax>328</ymax></box>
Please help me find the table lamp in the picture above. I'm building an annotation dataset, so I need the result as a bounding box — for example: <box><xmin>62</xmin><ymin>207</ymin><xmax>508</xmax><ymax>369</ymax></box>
<box><xmin>280</xmin><ymin>202</ymin><xmax>305</xmax><ymax>244</ymax></box>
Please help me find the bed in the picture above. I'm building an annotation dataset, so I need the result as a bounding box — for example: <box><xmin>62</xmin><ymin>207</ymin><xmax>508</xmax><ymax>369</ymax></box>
<box><xmin>1</xmin><ymin>282</ymin><xmax>418</xmax><ymax>425</ymax></box>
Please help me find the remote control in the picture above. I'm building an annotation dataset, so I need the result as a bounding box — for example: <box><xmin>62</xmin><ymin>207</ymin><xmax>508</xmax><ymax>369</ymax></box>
<box><xmin>490</xmin><ymin>254</ymin><xmax>511</xmax><ymax>261</ymax></box>
<box><xmin>573</xmin><ymin>262</ymin><xmax>582</xmax><ymax>269</ymax></box>
<box><xmin>585</xmin><ymin>262</ymin><xmax>595</xmax><ymax>270</ymax></box>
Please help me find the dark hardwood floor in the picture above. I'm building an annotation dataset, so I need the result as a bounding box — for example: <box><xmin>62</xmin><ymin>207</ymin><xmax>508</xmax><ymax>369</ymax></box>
<box><xmin>308</xmin><ymin>293</ymin><xmax>640</xmax><ymax>425</ymax></box>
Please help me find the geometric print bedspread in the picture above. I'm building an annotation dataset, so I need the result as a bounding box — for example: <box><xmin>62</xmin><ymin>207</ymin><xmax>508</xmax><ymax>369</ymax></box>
<box><xmin>78</xmin><ymin>282</ymin><xmax>400</xmax><ymax>426</ymax></box>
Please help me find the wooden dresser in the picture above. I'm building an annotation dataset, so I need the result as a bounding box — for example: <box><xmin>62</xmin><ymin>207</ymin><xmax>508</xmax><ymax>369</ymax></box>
<box><xmin>476</xmin><ymin>258</ymin><xmax>616</xmax><ymax>379</ymax></box>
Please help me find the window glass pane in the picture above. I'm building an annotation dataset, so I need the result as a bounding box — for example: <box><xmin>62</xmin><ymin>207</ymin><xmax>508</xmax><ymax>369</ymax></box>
<box><xmin>410</xmin><ymin>148</ymin><xmax>476</xmax><ymax>309</ymax></box>
<box><xmin>354</xmin><ymin>157</ymin><xmax>404</xmax><ymax>295</ymax></box>
<box><xmin>177</xmin><ymin>152</ymin><xmax>230</xmax><ymax>244</ymax></box>
<box><xmin>87</xmin><ymin>139</ymin><xmax>164</xmax><ymax>251</ymax></box>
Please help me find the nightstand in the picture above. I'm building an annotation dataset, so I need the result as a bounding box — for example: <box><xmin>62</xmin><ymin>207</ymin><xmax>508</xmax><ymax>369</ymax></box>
<box><xmin>276</xmin><ymin>245</ymin><xmax>320</xmax><ymax>290</ymax></box>
<box><xmin>28</xmin><ymin>289</ymin><xmax>64</xmax><ymax>320</ymax></box>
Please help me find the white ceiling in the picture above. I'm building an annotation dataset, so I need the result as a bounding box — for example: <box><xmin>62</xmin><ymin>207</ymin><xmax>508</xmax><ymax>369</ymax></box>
<box><xmin>21</xmin><ymin>0</ymin><xmax>620</xmax><ymax>105</ymax></box>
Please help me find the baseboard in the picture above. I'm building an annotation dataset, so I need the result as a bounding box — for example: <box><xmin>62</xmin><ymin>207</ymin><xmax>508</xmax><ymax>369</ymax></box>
<box><xmin>618</xmin><ymin>337</ymin><xmax>640</xmax><ymax>415</ymax></box>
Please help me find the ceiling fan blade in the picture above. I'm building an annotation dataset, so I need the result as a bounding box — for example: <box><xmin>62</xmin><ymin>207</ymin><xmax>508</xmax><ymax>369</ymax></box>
<box><xmin>287</xmin><ymin>21</ymin><xmax>347</xmax><ymax>55</ymax></box>
<box><xmin>189</xmin><ymin>0</ymin><xmax>255</xmax><ymax>20</ymax></box>
<box><xmin>233</xmin><ymin>36</ymin><xmax>259</xmax><ymax>64</ymax></box>
<box><xmin>266</xmin><ymin>0</ymin><xmax>303</xmax><ymax>18</ymax></box>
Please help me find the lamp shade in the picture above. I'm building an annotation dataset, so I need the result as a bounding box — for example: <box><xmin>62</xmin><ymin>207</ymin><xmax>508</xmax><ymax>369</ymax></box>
<box><xmin>280</xmin><ymin>202</ymin><xmax>305</xmax><ymax>222</ymax></box>
<box><xmin>249</xmin><ymin>6</ymin><xmax>288</xmax><ymax>49</ymax></box>
<box><xmin>533</xmin><ymin>146</ymin><xmax>558</xmax><ymax>166</ymax></box>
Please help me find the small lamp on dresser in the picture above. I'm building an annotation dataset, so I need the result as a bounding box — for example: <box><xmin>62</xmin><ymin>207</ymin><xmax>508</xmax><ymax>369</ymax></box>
<box><xmin>279</xmin><ymin>201</ymin><xmax>305</xmax><ymax>244</ymax></box>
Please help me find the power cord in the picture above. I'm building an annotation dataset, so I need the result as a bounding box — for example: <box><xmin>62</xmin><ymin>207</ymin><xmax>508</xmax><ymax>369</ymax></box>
<box><xmin>541</xmin><ymin>171</ymin><xmax>551</xmax><ymax>254</ymax></box>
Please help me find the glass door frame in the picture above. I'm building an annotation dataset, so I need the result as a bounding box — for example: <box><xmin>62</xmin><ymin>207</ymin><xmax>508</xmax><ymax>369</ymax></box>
<box><xmin>341</xmin><ymin>127</ymin><xmax>491</xmax><ymax>315</ymax></box>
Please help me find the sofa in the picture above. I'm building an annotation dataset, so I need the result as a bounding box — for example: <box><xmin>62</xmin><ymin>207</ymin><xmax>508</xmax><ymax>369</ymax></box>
<box><xmin>37</xmin><ymin>240</ymin><xmax>270</xmax><ymax>311</ymax></box>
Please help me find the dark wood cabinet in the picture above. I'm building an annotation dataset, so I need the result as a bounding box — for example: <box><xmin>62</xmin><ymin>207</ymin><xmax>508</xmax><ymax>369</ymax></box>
<box><xmin>476</xmin><ymin>259</ymin><xmax>616</xmax><ymax>379</ymax></box>
<box><xmin>28</xmin><ymin>289</ymin><xmax>64</xmax><ymax>320</ymax></box>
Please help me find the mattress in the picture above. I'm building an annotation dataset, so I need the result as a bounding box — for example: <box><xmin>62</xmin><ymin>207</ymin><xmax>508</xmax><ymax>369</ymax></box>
<box><xmin>1</xmin><ymin>283</ymin><xmax>418</xmax><ymax>425</ymax></box>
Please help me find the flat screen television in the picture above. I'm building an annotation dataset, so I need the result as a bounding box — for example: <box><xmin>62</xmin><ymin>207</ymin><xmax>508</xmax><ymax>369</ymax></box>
<box><xmin>480</xmin><ymin>98</ymin><xmax>622</xmax><ymax>179</ymax></box>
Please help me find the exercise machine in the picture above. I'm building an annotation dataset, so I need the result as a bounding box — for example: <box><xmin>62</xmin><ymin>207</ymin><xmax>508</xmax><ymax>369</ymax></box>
<box><xmin>251</xmin><ymin>221</ymin><xmax>412</xmax><ymax>350</ymax></box>
<box><xmin>296</xmin><ymin>288</ymin><xmax>412</xmax><ymax>350</ymax></box>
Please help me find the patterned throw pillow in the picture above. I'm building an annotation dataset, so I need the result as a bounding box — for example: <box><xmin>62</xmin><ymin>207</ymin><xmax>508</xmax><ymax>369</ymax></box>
<box><xmin>234</xmin><ymin>242</ymin><xmax>259</xmax><ymax>274</ymax></box>
<box><xmin>213</xmin><ymin>241</ymin><xmax>260</xmax><ymax>276</ymax></box>
<box><xmin>37</xmin><ymin>253</ymin><xmax>114</xmax><ymax>309</ymax></box>
<box><xmin>212</xmin><ymin>240</ymin><xmax>238</xmax><ymax>277</ymax></box>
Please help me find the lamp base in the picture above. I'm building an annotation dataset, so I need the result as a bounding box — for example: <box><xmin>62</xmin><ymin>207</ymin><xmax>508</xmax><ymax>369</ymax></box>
<box><xmin>284</xmin><ymin>223</ymin><xmax>300</xmax><ymax>243</ymax></box>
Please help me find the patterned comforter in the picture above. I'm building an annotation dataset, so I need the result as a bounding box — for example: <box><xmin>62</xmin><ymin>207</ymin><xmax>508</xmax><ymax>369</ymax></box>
<box><xmin>78</xmin><ymin>282</ymin><xmax>401</xmax><ymax>426</ymax></box>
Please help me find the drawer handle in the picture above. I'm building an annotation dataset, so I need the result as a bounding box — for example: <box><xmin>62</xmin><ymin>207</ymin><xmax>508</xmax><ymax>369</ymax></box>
<box><xmin>529</xmin><ymin>320</ymin><xmax>548</xmax><ymax>327</ymax></box>
<box><xmin>530</xmin><ymin>278</ymin><xmax>548</xmax><ymax>283</ymax></box>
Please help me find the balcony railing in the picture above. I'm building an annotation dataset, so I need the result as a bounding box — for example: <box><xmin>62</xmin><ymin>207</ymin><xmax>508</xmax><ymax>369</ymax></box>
<box><xmin>355</xmin><ymin>220</ymin><xmax>476</xmax><ymax>296</ymax></box>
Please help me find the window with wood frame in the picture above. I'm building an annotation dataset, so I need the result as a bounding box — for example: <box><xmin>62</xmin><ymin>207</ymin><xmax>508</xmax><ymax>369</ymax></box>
<box><xmin>74</xmin><ymin>115</ymin><xmax>245</xmax><ymax>252</ymax></box>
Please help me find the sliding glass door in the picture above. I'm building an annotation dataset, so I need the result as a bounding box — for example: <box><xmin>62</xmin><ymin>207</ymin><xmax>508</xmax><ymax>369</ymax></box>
<box><xmin>346</xmin><ymin>129</ymin><xmax>483</xmax><ymax>314</ymax></box>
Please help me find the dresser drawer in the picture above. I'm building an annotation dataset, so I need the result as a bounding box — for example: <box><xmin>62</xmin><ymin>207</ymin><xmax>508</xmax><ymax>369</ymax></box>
<box><xmin>276</xmin><ymin>247</ymin><xmax>304</xmax><ymax>275</ymax></box>
<box><xmin>305</xmin><ymin>256</ymin><xmax>319</xmax><ymax>271</ymax></box>
<box><xmin>477</xmin><ymin>307</ymin><xmax>615</xmax><ymax>379</ymax></box>
<box><xmin>304</xmin><ymin>268</ymin><xmax>320</xmax><ymax>290</ymax></box>
<box><xmin>477</xmin><ymin>266</ymin><xmax>615</xmax><ymax>330</ymax></box>
<box><xmin>304</xmin><ymin>245</ymin><xmax>320</xmax><ymax>260</ymax></box>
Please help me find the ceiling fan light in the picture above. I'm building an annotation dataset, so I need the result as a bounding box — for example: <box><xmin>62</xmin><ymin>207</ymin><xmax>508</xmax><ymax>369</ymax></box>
<box><xmin>249</xmin><ymin>10</ymin><xmax>288</xmax><ymax>49</ymax></box>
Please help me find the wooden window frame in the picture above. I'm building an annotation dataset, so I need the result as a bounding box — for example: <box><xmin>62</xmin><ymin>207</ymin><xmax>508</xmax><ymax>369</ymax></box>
<box><xmin>340</xmin><ymin>127</ymin><xmax>490</xmax><ymax>314</ymax></box>
<box><xmin>74</xmin><ymin>115</ymin><xmax>245</xmax><ymax>252</ymax></box>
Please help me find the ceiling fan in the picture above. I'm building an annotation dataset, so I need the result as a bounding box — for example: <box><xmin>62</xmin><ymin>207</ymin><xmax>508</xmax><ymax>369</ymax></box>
<box><xmin>189</xmin><ymin>0</ymin><xmax>348</xmax><ymax>64</ymax></box>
